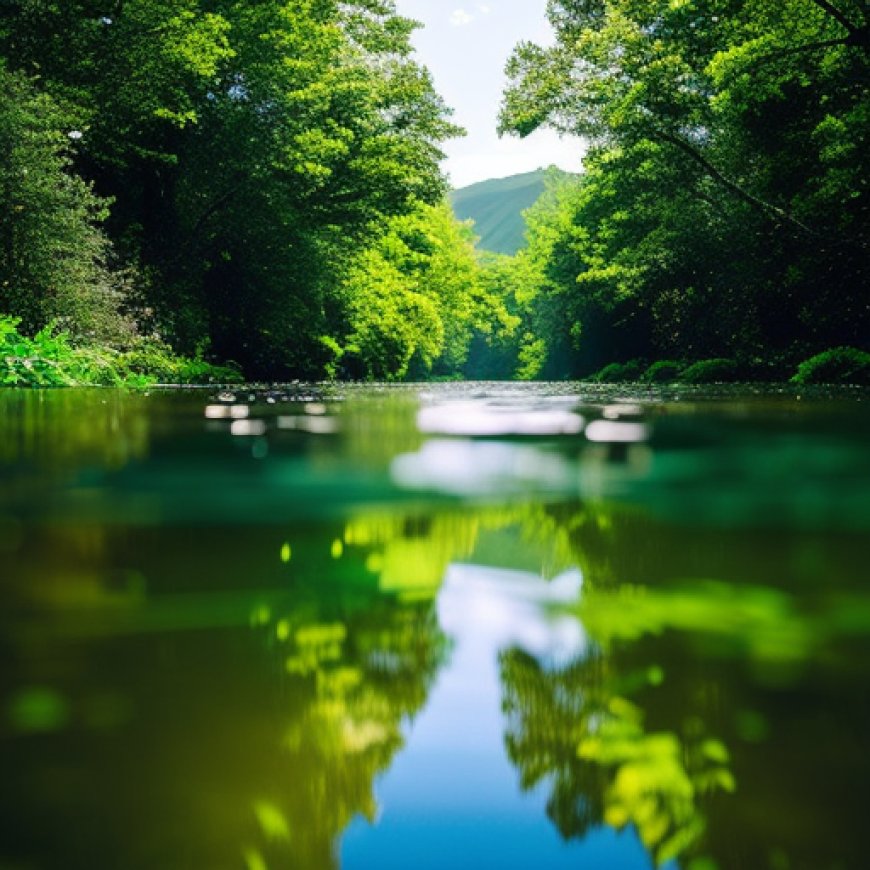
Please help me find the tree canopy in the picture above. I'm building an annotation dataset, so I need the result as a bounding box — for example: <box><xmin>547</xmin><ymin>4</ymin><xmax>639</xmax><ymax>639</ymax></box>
<box><xmin>487</xmin><ymin>0</ymin><xmax>870</xmax><ymax>380</ymax></box>
<box><xmin>0</xmin><ymin>1</ymin><xmax>492</xmax><ymax>380</ymax></box>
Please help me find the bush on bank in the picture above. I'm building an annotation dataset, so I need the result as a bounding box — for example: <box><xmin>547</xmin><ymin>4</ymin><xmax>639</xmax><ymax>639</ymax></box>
<box><xmin>0</xmin><ymin>316</ymin><xmax>241</xmax><ymax>387</ymax></box>
<box><xmin>592</xmin><ymin>360</ymin><xmax>648</xmax><ymax>383</ymax></box>
<box><xmin>791</xmin><ymin>347</ymin><xmax>870</xmax><ymax>386</ymax></box>
<box><xmin>678</xmin><ymin>358</ymin><xmax>743</xmax><ymax>384</ymax></box>
<box><xmin>642</xmin><ymin>361</ymin><xmax>685</xmax><ymax>383</ymax></box>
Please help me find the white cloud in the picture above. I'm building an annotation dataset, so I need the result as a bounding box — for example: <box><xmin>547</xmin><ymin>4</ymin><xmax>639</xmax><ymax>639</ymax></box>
<box><xmin>448</xmin><ymin>4</ymin><xmax>493</xmax><ymax>28</ymax></box>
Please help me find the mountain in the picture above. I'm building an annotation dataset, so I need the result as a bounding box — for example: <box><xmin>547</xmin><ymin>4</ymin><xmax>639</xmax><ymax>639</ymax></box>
<box><xmin>450</xmin><ymin>167</ymin><xmax>571</xmax><ymax>256</ymax></box>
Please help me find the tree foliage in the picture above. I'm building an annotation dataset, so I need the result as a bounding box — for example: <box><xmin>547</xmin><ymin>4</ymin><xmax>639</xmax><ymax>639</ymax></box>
<box><xmin>0</xmin><ymin>63</ymin><xmax>131</xmax><ymax>343</ymax></box>
<box><xmin>492</xmin><ymin>0</ymin><xmax>870</xmax><ymax>378</ymax></box>
<box><xmin>338</xmin><ymin>202</ymin><xmax>511</xmax><ymax>380</ymax></box>
<box><xmin>0</xmin><ymin>1</ymin><xmax>483</xmax><ymax>381</ymax></box>
<box><xmin>2</xmin><ymin>1</ymin><xmax>867</xmax><ymax>382</ymax></box>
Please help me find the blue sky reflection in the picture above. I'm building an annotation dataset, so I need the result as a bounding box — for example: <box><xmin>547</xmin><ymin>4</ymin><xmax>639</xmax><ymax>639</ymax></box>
<box><xmin>341</xmin><ymin>563</ymin><xmax>666</xmax><ymax>869</ymax></box>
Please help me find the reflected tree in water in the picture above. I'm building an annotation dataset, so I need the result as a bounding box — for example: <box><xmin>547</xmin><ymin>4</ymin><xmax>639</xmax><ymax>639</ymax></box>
<box><xmin>501</xmin><ymin>648</ymin><xmax>608</xmax><ymax>840</ymax></box>
<box><xmin>0</xmin><ymin>389</ymin><xmax>151</xmax><ymax>469</ymax></box>
<box><xmin>0</xmin><ymin>505</ymin><xmax>466</xmax><ymax>870</ymax></box>
<box><xmin>500</xmin><ymin>646</ymin><xmax>735</xmax><ymax>866</ymax></box>
<box><xmin>4</xmin><ymin>391</ymin><xmax>870</xmax><ymax>870</ymax></box>
<box><xmin>500</xmin><ymin>494</ymin><xmax>870</xmax><ymax>870</ymax></box>
<box><xmin>243</xmin><ymin>600</ymin><xmax>448</xmax><ymax>869</ymax></box>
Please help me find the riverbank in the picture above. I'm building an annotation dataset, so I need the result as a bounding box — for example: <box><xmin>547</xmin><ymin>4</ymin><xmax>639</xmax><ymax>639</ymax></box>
<box><xmin>588</xmin><ymin>348</ymin><xmax>870</xmax><ymax>387</ymax></box>
<box><xmin>5</xmin><ymin>313</ymin><xmax>870</xmax><ymax>390</ymax></box>
<box><xmin>1</xmin><ymin>316</ymin><xmax>241</xmax><ymax>388</ymax></box>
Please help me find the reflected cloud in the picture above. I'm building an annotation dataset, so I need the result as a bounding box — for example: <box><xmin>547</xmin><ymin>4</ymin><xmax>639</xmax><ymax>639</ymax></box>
<box><xmin>231</xmin><ymin>420</ymin><xmax>267</xmax><ymax>437</ymax></box>
<box><xmin>603</xmin><ymin>404</ymin><xmax>644</xmax><ymax>420</ymax></box>
<box><xmin>417</xmin><ymin>400</ymin><xmax>584</xmax><ymax>436</ymax></box>
<box><xmin>585</xmin><ymin>420</ymin><xmax>650</xmax><ymax>443</ymax></box>
<box><xmin>205</xmin><ymin>404</ymin><xmax>250</xmax><ymax>419</ymax></box>
<box><xmin>277</xmin><ymin>415</ymin><xmax>339</xmax><ymax>434</ymax></box>
<box><xmin>439</xmin><ymin>564</ymin><xmax>586</xmax><ymax>665</ymax></box>
<box><xmin>392</xmin><ymin>439</ymin><xmax>578</xmax><ymax>497</ymax></box>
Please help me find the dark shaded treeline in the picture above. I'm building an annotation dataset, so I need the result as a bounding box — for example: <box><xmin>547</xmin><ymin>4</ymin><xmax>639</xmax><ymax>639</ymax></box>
<box><xmin>470</xmin><ymin>0</ymin><xmax>870</xmax><ymax>382</ymax></box>
<box><xmin>0</xmin><ymin>0</ymin><xmax>503</xmax><ymax>382</ymax></box>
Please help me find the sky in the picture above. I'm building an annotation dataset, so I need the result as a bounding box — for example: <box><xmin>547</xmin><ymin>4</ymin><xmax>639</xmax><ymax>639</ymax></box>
<box><xmin>392</xmin><ymin>0</ymin><xmax>586</xmax><ymax>189</ymax></box>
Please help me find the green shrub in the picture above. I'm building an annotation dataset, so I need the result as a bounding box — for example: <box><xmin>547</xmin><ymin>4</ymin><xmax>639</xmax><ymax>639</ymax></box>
<box><xmin>116</xmin><ymin>340</ymin><xmax>179</xmax><ymax>383</ymax></box>
<box><xmin>591</xmin><ymin>360</ymin><xmax>647</xmax><ymax>383</ymax></box>
<box><xmin>0</xmin><ymin>316</ymin><xmax>241</xmax><ymax>387</ymax></box>
<box><xmin>175</xmin><ymin>355</ymin><xmax>243</xmax><ymax>385</ymax></box>
<box><xmin>117</xmin><ymin>338</ymin><xmax>242</xmax><ymax>385</ymax></box>
<box><xmin>66</xmin><ymin>346</ymin><xmax>127</xmax><ymax>386</ymax></box>
<box><xmin>1</xmin><ymin>317</ymin><xmax>134</xmax><ymax>387</ymax></box>
<box><xmin>791</xmin><ymin>347</ymin><xmax>870</xmax><ymax>386</ymax></box>
<box><xmin>1</xmin><ymin>317</ymin><xmax>77</xmax><ymax>386</ymax></box>
<box><xmin>679</xmin><ymin>358</ymin><xmax>742</xmax><ymax>384</ymax></box>
<box><xmin>642</xmin><ymin>360</ymin><xmax>685</xmax><ymax>383</ymax></box>
<box><xmin>0</xmin><ymin>67</ymin><xmax>136</xmax><ymax>343</ymax></box>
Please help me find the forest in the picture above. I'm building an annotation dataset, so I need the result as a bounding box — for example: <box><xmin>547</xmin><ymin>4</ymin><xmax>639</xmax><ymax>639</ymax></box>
<box><xmin>1</xmin><ymin>0</ymin><xmax>868</xmax><ymax>385</ymax></box>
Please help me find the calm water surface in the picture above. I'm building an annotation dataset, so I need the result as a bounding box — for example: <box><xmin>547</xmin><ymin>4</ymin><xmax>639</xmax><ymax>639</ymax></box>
<box><xmin>1</xmin><ymin>383</ymin><xmax>869</xmax><ymax>870</ymax></box>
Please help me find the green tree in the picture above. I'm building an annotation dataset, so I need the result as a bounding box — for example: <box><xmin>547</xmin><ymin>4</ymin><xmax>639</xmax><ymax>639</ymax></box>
<box><xmin>0</xmin><ymin>1</ymin><xmax>464</xmax><ymax>378</ymax></box>
<box><xmin>337</xmin><ymin>201</ymin><xmax>503</xmax><ymax>380</ymax></box>
<box><xmin>0</xmin><ymin>63</ymin><xmax>132</xmax><ymax>342</ymax></box>
<box><xmin>499</xmin><ymin>0</ymin><xmax>870</xmax><ymax>374</ymax></box>
<box><xmin>463</xmin><ymin>252</ymin><xmax>525</xmax><ymax>380</ymax></box>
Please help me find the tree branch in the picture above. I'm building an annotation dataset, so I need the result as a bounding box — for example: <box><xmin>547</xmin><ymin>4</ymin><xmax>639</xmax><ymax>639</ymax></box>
<box><xmin>650</xmin><ymin>128</ymin><xmax>822</xmax><ymax>238</ymax></box>
<box><xmin>748</xmin><ymin>36</ymin><xmax>856</xmax><ymax>68</ymax></box>
<box><xmin>164</xmin><ymin>177</ymin><xmax>248</xmax><ymax>267</ymax></box>
<box><xmin>807</xmin><ymin>0</ymin><xmax>860</xmax><ymax>32</ymax></box>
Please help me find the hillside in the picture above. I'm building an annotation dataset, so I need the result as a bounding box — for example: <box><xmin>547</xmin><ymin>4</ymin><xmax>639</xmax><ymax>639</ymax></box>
<box><xmin>450</xmin><ymin>168</ymin><xmax>569</xmax><ymax>255</ymax></box>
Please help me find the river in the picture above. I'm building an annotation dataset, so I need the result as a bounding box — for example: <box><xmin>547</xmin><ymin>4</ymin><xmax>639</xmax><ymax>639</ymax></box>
<box><xmin>1</xmin><ymin>383</ymin><xmax>869</xmax><ymax>869</ymax></box>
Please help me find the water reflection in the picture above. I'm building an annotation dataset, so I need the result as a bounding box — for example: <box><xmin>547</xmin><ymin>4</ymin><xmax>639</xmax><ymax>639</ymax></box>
<box><xmin>341</xmin><ymin>562</ymin><xmax>656</xmax><ymax>870</ymax></box>
<box><xmin>498</xmin><ymin>499</ymin><xmax>870</xmax><ymax>869</ymax></box>
<box><xmin>0</xmin><ymin>517</ymin><xmax>452</xmax><ymax>869</ymax></box>
<box><xmin>0</xmin><ymin>389</ymin><xmax>151</xmax><ymax>469</ymax></box>
<box><xmin>500</xmin><ymin>646</ymin><xmax>735</xmax><ymax>867</ymax></box>
<box><xmin>1</xmin><ymin>386</ymin><xmax>869</xmax><ymax>869</ymax></box>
